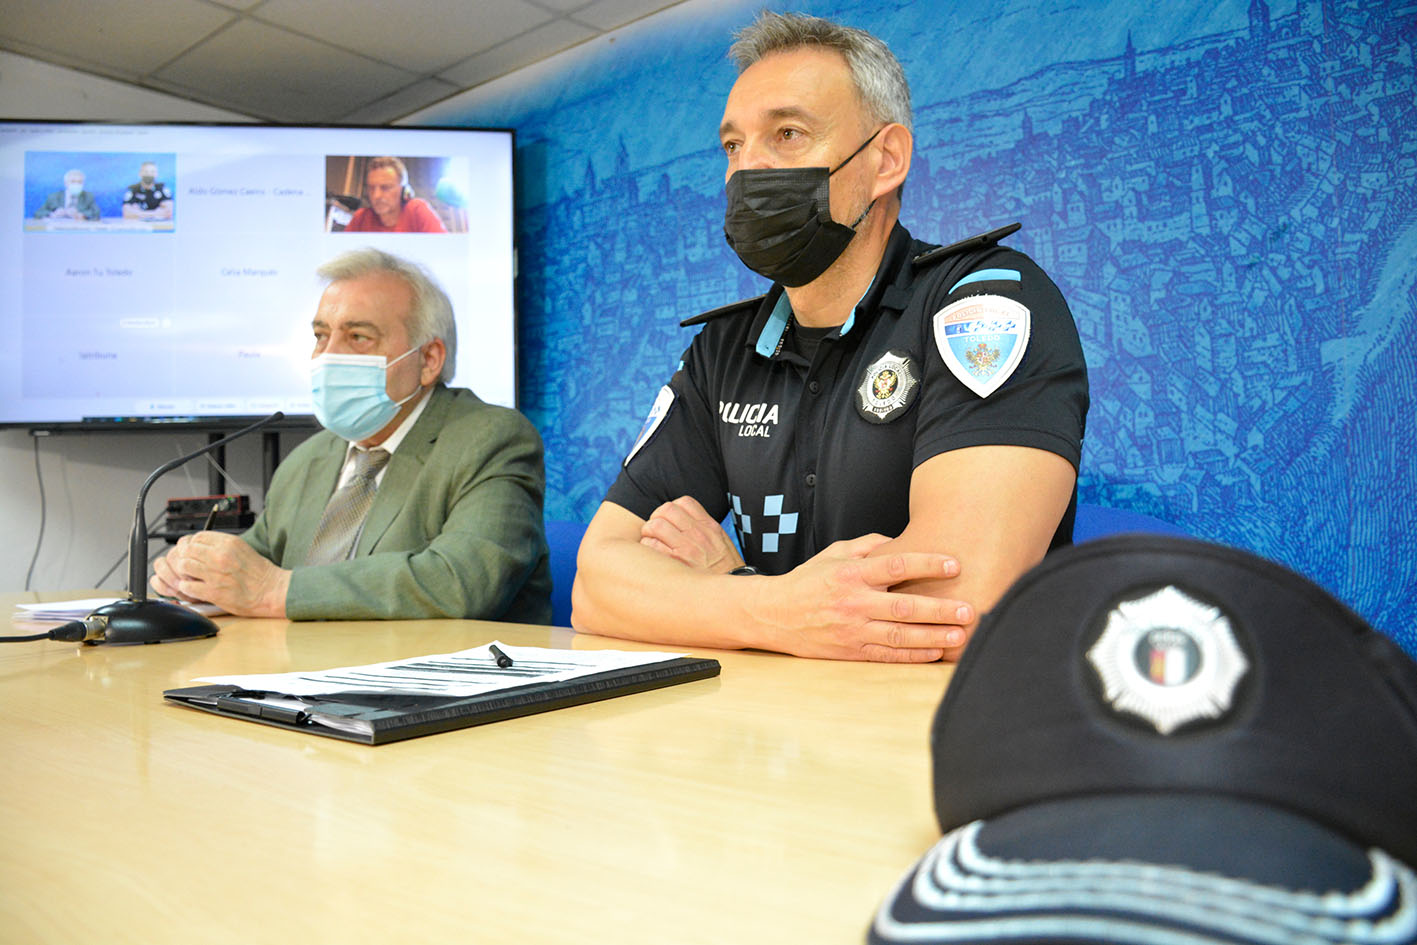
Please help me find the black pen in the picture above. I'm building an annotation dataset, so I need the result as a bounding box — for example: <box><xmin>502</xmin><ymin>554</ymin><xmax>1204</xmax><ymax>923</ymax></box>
<box><xmin>488</xmin><ymin>644</ymin><xmax>514</xmax><ymax>668</ymax></box>
<box><xmin>202</xmin><ymin>502</ymin><xmax>221</xmax><ymax>532</ymax></box>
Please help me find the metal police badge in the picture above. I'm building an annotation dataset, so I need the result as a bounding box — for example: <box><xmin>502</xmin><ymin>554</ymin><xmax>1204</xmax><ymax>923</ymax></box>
<box><xmin>932</xmin><ymin>295</ymin><xmax>1031</xmax><ymax>398</ymax></box>
<box><xmin>856</xmin><ymin>350</ymin><xmax>919</xmax><ymax>423</ymax></box>
<box><xmin>1086</xmin><ymin>585</ymin><xmax>1249</xmax><ymax>735</ymax></box>
<box><xmin>624</xmin><ymin>385</ymin><xmax>674</xmax><ymax>467</ymax></box>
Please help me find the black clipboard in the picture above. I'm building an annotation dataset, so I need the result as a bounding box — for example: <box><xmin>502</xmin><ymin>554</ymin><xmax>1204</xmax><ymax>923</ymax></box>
<box><xmin>164</xmin><ymin>656</ymin><xmax>721</xmax><ymax>745</ymax></box>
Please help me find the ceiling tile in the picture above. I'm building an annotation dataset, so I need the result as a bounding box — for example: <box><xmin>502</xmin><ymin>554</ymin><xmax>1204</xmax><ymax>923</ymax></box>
<box><xmin>571</xmin><ymin>0</ymin><xmax>684</xmax><ymax>32</ymax></box>
<box><xmin>0</xmin><ymin>0</ymin><xmax>235</xmax><ymax>76</ymax></box>
<box><xmin>256</xmin><ymin>0</ymin><xmax>555</xmax><ymax>73</ymax></box>
<box><xmin>0</xmin><ymin>0</ymin><xmax>695</xmax><ymax>123</ymax></box>
<box><xmin>438</xmin><ymin>18</ymin><xmax>596</xmax><ymax>89</ymax></box>
<box><xmin>336</xmin><ymin>77</ymin><xmax>463</xmax><ymax>125</ymax></box>
<box><xmin>0</xmin><ymin>49</ymin><xmax>250</xmax><ymax>120</ymax></box>
<box><xmin>530</xmin><ymin>0</ymin><xmax>601</xmax><ymax>11</ymax></box>
<box><xmin>153</xmin><ymin>19</ymin><xmax>416</xmax><ymax>123</ymax></box>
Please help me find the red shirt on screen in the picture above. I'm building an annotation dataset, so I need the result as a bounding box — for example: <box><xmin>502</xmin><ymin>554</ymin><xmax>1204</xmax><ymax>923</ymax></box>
<box><xmin>345</xmin><ymin>198</ymin><xmax>446</xmax><ymax>233</ymax></box>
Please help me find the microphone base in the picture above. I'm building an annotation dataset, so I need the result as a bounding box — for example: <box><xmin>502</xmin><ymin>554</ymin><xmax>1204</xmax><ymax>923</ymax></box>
<box><xmin>90</xmin><ymin>599</ymin><xmax>220</xmax><ymax>646</ymax></box>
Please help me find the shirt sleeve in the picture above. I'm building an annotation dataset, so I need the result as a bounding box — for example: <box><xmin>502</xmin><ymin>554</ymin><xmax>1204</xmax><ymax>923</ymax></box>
<box><xmin>602</xmin><ymin>338</ymin><xmax>732</xmax><ymax>524</ymax></box>
<box><xmin>911</xmin><ymin>248</ymin><xmax>1089</xmax><ymax>471</ymax></box>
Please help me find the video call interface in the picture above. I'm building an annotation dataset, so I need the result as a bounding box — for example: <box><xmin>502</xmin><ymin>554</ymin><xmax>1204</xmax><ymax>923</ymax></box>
<box><xmin>0</xmin><ymin>122</ymin><xmax>517</xmax><ymax>426</ymax></box>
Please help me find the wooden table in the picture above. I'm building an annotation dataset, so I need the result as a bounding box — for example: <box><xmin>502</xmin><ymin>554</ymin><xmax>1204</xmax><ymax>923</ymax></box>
<box><xmin>0</xmin><ymin>592</ymin><xmax>954</xmax><ymax>943</ymax></box>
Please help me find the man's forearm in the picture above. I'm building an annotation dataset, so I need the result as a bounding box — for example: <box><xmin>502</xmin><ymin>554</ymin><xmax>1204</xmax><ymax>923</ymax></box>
<box><xmin>572</xmin><ymin>531</ymin><xmax>762</xmax><ymax>650</ymax></box>
<box><xmin>874</xmin><ymin>446</ymin><xmax>1077</xmax><ymax>658</ymax></box>
<box><xmin>282</xmin><ymin>534</ymin><xmax>535</xmax><ymax>620</ymax></box>
<box><xmin>572</xmin><ymin>503</ymin><xmax>970</xmax><ymax>661</ymax></box>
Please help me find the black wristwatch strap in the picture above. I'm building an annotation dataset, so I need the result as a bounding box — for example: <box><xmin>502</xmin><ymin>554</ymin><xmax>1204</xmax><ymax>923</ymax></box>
<box><xmin>729</xmin><ymin>565</ymin><xmax>758</xmax><ymax>575</ymax></box>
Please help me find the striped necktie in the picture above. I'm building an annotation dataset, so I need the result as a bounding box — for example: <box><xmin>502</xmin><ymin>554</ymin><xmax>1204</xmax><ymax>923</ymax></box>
<box><xmin>303</xmin><ymin>448</ymin><xmax>391</xmax><ymax>566</ymax></box>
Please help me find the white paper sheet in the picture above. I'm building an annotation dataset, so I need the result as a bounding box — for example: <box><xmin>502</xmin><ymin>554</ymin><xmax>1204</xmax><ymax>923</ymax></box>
<box><xmin>193</xmin><ymin>641</ymin><xmax>686</xmax><ymax>697</ymax></box>
<box><xmin>14</xmin><ymin>597</ymin><xmax>225</xmax><ymax>623</ymax></box>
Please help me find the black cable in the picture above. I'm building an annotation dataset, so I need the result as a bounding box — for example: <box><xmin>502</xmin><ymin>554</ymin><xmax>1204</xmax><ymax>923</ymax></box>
<box><xmin>24</xmin><ymin>434</ymin><xmax>47</xmax><ymax>591</ymax></box>
<box><xmin>0</xmin><ymin>616</ymin><xmax>105</xmax><ymax>644</ymax></box>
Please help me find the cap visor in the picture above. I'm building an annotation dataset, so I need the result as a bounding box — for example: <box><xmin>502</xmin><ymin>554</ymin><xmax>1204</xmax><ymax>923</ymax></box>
<box><xmin>870</xmin><ymin>794</ymin><xmax>1417</xmax><ymax>945</ymax></box>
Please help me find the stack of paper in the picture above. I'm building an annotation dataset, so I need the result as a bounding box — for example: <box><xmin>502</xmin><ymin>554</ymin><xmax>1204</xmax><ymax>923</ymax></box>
<box><xmin>13</xmin><ymin>597</ymin><xmax>224</xmax><ymax>624</ymax></box>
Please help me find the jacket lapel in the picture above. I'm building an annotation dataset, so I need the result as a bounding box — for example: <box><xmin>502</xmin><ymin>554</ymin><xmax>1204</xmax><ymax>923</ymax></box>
<box><xmin>356</xmin><ymin>386</ymin><xmax>447</xmax><ymax>554</ymax></box>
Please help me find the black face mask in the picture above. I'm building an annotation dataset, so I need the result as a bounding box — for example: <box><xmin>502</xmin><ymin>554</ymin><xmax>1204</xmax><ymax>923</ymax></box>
<box><xmin>723</xmin><ymin>129</ymin><xmax>881</xmax><ymax>287</ymax></box>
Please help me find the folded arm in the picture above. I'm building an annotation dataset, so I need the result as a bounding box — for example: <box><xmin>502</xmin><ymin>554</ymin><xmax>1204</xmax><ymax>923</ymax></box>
<box><xmin>583</xmin><ymin>443</ymin><xmax>1074</xmax><ymax>662</ymax></box>
<box><xmin>571</xmin><ymin>501</ymin><xmax>972</xmax><ymax>662</ymax></box>
<box><xmin>872</xmin><ymin>444</ymin><xmax>1077</xmax><ymax>660</ymax></box>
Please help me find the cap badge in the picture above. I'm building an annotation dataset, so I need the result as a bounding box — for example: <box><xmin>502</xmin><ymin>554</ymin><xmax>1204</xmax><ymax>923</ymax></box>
<box><xmin>856</xmin><ymin>350</ymin><xmax>919</xmax><ymax>423</ymax></box>
<box><xmin>1086</xmin><ymin>586</ymin><xmax>1249</xmax><ymax>734</ymax></box>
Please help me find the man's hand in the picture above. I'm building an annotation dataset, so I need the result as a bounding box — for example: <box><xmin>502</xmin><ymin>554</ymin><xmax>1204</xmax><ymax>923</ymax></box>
<box><xmin>640</xmin><ymin>496</ymin><xmax>745</xmax><ymax>573</ymax></box>
<box><xmin>748</xmin><ymin>534</ymin><xmax>973</xmax><ymax>662</ymax></box>
<box><xmin>574</xmin><ymin>502</ymin><xmax>975</xmax><ymax>663</ymax></box>
<box><xmin>150</xmin><ymin>531</ymin><xmax>290</xmax><ymax>618</ymax></box>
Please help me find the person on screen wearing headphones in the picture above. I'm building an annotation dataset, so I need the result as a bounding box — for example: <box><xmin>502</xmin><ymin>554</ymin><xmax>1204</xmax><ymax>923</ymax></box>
<box><xmin>344</xmin><ymin>156</ymin><xmax>447</xmax><ymax>233</ymax></box>
<box><xmin>150</xmin><ymin>248</ymin><xmax>550</xmax><ymax>622</ymax></box>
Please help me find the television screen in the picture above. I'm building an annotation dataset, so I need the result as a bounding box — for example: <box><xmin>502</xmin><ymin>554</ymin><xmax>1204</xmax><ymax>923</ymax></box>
<box><xmin>0</xmin><ymin>120</ymin><xmax>516</xmax><ymax>429</ymax></box>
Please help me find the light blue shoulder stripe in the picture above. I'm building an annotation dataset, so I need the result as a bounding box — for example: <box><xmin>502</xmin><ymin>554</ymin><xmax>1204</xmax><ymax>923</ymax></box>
<box><xmin>950</xmin><ymin>268</ymin><xmax>1021</xmax><ymax>293</ymax></box>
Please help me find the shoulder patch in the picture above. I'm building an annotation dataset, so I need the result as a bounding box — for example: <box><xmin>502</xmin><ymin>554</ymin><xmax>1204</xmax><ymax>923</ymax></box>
<box><xmin>624</xmin><ymin>385</ymin><xmax>675</xmax><ymax>466</ymax></box>
<box><xmin>932</xmin><ymin>294</ymin><xmax>1031</xmax><ymax>398</ymax></box>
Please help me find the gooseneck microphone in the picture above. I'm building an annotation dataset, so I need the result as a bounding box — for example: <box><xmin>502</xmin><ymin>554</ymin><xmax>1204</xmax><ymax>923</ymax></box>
<box><xmin>86</xmin><ymin>412</ymin><xmax>286</xmax><ymax>645</ymax></box>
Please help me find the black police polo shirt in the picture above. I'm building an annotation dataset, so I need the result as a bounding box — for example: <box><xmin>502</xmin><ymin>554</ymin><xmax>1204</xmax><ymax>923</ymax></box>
<box><xmin>606</xmin><ymin>223</ymin><xmax>1088</xmax><ymax>575</ymax></box>
<box><xmin>122</xmin><ymin>181</ymin><xmax>172</xmax><ymax>211</ymax></box>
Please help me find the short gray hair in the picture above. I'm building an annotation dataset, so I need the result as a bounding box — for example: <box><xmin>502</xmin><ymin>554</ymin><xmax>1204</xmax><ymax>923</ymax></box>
<box><xmin>728</xmin><ymin>12</ymin><xmax>912</xmax><ymax>132</ymax></box>
<box><xmin>316</xmin><ymin>248</ymin><xmax>457</xmax><ymax>383</ymax></box>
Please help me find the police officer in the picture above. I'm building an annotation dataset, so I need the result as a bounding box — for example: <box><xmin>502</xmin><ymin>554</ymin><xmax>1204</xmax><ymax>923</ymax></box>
<box><xmin>573</xmin><ymin>12</ymin><xmax>1088</xmax><ymax>662</ymax></box>
<box><xmin>122</xmin><ymin>161</ymin><xmax>173</xmax><ymax>221</ymax></box>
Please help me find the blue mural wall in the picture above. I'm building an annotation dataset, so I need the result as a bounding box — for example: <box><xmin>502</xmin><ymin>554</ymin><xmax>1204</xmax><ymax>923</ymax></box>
<box><xmin>442</xmin><ymin>0</ymin><xmax>1417</xmax><ymax>653</ymax></box>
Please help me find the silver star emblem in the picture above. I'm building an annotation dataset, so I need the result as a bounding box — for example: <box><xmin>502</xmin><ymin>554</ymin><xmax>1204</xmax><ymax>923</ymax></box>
<box><xmin>1086</xmin><ymin>586</ymin><xmax>1249</xmax><ymax>734</ymax></box>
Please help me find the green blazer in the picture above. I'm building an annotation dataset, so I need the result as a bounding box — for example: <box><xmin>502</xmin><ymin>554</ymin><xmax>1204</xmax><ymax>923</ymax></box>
<box><xmin>244</xmin><ymin>385</ymin><xmax>552</xmax><ymax>623</ymax></box>
<box><xmin>35</xmin><ymin>189</ymin><xmax>100</xmax><ymax>220</ymax></box>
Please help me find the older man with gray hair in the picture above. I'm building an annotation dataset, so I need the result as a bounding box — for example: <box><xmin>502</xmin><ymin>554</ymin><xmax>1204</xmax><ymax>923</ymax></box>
<box><xmin>574</xmin><ymin>12</ymin><xmax>1088</xmax><ymax>661</ymax></box>
<box><xmin>35</xmin><ymin>168</ymin><xmax>100</xmax><ymax>221</ymax></box>
<box><xmin>152</xmin><ymin>248</ymin><xmax>551</xmax><ymax>622</ymax></box>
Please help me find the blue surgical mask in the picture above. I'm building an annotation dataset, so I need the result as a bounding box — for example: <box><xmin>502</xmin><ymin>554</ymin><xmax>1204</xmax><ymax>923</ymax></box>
<box><xmin>309</xmin><ymin>348</ymin><xmax>420</xmax><ymax>442</ymax></box>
